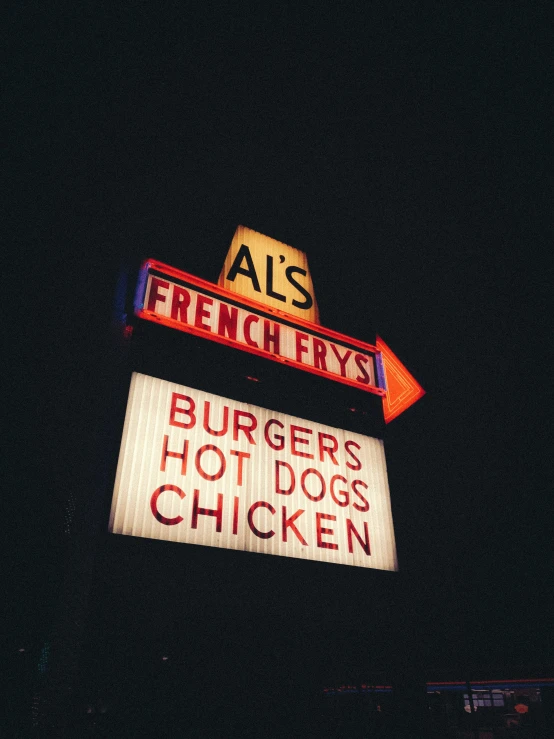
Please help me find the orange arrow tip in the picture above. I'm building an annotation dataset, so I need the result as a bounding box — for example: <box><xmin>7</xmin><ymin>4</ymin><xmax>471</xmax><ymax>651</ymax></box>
<box><xmin>376</xmin><ymin>335</ymin><xmax>425</xmax><ymax>423</ymax></box>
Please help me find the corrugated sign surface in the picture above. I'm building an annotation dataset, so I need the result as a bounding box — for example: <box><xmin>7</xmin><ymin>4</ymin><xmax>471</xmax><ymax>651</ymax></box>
<box><xmin>109</xmin><ymin>373</ymin><xmax>398</xmax><ymax>571</ymax></box>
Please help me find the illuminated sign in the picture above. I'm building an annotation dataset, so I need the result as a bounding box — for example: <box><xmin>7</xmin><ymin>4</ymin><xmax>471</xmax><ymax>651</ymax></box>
<box><xmin>218</xmin><ymin>225</ymin><xmax>320</xmax><ymax>324</ymax></box>
<box><xmin>109</xmin><ymin>373</ymin><xmax>398</xmax><ymax>570</ymax></box>
<box><xmin>376</xmin><ymin>336</ymin><xmax>425</xmax><ymax>423</ymax></box>
<box><xmin>135</xmin><ymin>260</ymin><xmax>385</xmax><ymax>397</ymax></box>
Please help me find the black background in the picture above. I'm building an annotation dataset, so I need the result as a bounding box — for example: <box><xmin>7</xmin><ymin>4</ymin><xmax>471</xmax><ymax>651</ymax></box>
<box><xmin>5</xmin><ymin>3</ymin><xmax>552</xmax><ymax>735</ymax></box>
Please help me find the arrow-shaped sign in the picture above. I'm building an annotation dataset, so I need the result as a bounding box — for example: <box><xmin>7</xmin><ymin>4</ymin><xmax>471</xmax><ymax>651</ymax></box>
<box><xmin>376</xmin><ymin>336</ymin><xmax>425</xmax><ymax>423</ymax></box>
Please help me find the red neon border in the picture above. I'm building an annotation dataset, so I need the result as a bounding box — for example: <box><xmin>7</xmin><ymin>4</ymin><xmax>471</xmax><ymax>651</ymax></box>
<box><xmin>134</xmin><ymin>259</ymin><xmax>386</xmax><ymax>397</ymax></box>
<box><xmin>428</xmin><ymin>679</ymin><xmax>554</xmax><ymax>686</ymax></box>
<box><xmin>377</xmin><ymin>335</ymin><xmax>425</xmax><ymax>423</ymax></box>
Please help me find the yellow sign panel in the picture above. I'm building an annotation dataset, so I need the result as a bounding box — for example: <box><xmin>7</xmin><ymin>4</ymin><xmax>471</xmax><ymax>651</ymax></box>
<box><xmin>218</xmin><ymin>225</ymin><xmax>320</xmax><ymax>324</ymax></box>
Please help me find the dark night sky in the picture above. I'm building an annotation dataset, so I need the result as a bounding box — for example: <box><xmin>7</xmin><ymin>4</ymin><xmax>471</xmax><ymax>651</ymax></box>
<box><xmin>5</xmin><ymin>2</ymin><xmax>553</xmax><ymax>730</ymax></box>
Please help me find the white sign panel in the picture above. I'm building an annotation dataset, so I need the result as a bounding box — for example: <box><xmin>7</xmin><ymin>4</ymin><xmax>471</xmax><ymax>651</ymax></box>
<box><xmin>109</xmin><ymin>373</ymin><xmax>398</xmax><ymax>571</ymax></box>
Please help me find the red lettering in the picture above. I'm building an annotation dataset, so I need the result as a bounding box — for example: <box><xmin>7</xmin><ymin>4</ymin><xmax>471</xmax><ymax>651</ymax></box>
<box><xmin>345</xmin><ymin>440</ymin><xmax>362</xmax><ymax>471</ymax></box>
<box><xmin>330</xmin><ymin>344</ymin><xmax>352</xmax><ymax>377</ymax></box>
<box><xmin>330</xmin><ymin>474</ymin><xmax>349</xmax><ymax>507</ymax></box>
<box><xmin>275</xmin><ymin>460</ymin><xmax>295</xmax><ymax>495</ymax></box>
<box><xmin>150</xmin><ymin>484</ymin><xmax>185</xmax><ymax>526</ymax></box>
<box><xmin>316</xmin><ymin>512</ymin><xmax>338</xmax><ymax>550</ymax></box>
<box><xmin>282</xmin><ymin>507</ymin><xmax>308</xmax><ymax>545</ymax></box>
<box><xmin>160</xmin><ymin>435</ymin><xmax>189</xmax><ymax>476</ymax></box>
<box><xmin>194</xmin><ymin>295</ymin><xmax>213</xmax><ymax>330</ymax></box>
<box><xmin>194</xmin><ymin>444</ymin><xmax>226</xmax><ymax>481</ymax></box>
<box><xmin>170</xmin><ymin>286</ymin><xmax>191</xmax><ymax>322</ymax></box>
<box><xmin>263</xmin><ymin>320</ymin><xmax>280</xmax><ymax>354</ymax></box>
<box><xmin>295</xmin><ymin>331</ymin><xmax>309</xmax><ymax>363</ymax></box>
<box><xmin>217</xmin><ymin>303</ymin><xmax>238</xmax><ymax>341</ymax></box>
<box><xmin>355</xmin><ymin>353</ymin><xmax>371</xmax><ymax>385</ymax></box>
<box><xmin>202</xmin><ymin>401</ymin><xmax>229</xmax><ymax>437</ymax></box>
<box><xmin>264</xmin><ymin>419</ymin><xmax>285</xmax><ymax>450</ymax></box>
<box><xmin>290</xmin><ymin>425</ymin><xmax>314</xmax><ymax>459</ymax></box>
<box><xmin>351</xmin><ymin>479</ymin><xmax>370</xmax><ymax>512</ymax></box>
<box><xmin>312</xmin><ymin>338</ymin><xmax>327</xmax><ymax>371</ymax></box>
<box><xmin>300</xmin><ymin>468</ymin><xmax>326</xmax><ymax>502</ymax></box>
<box><xmin>346</xmin><ymin>519</ymin><xmax>371</xmax><ymax>556</ymax></box>
<box><xmin>191</xmin><ymin>489</ymin><xmax>223</xmax><ymax>533</ymax></box>
<box><xmin>318</xmin><ymin>432</ymin><xmax>338</xmax><ymax>464</ymax></box>
<box><xmin>233</xmin><ymin>411</ymin><xmax>257</xmax><ymax>444</ymax></box>
<box><xmin>169</xmin><ymin>393</ymin><xmax>196</xmax><ymax>429</ymax></box>
<box><xmin>232</xmin><ymin>496</ymin><xmax>239</xmax><ymax>535</ymax></box>
<box><xmin>243</xmin><ymin>315</ymin><xmax>259</xmax><ymax>347</ymax></box>
<box><xmin>230</xmin><ymin>449</ymin><xmax>250</xmax><ymax>486</ymax></box>
<box><xmin>247</xmin><ymin>501</ymin><xmax>276</xmax><ymax>539</ymax></box>
<box><xmin>146</xmin><ymin>277</ymin><xmax>169</xmax><ymax>312</ymax></box>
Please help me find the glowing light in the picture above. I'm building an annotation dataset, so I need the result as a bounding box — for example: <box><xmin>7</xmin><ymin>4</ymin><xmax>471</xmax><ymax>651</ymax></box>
<box><xmin>376</xmin><ymin>336</ymin><xmax>425</xmax><ymax>423</ymax></box>
<box><xmin>134</xmin><ymin>260</ymin><xmax>385</xmax><ymax>397</ymax></box>
<box><xmin>426</xmin><ymin>678</ymin><xmax>554</xmax><ymax>691</ymax></box>
<box><xmin>109</xmin><ymin>372</ymin><xmax>398</xmax><ymax>571</ymax></box>
<box><xmin>218</xmin><ymin>225</ymin><xmax>320</xmax><ymax>324</ymax></box>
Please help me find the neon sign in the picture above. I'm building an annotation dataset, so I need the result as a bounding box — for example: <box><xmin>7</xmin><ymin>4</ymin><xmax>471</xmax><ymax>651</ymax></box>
<box><xmin>135</xmin><ymin>260</ymin><xmax>385</xmax><ymax>397</ymax></box>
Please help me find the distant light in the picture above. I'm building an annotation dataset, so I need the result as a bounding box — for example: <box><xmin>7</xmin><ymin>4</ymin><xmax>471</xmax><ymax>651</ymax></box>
<box><xmin>245</xmin><ymin>376</ymin><xmax>260</xmax><ymax>382</ymax></box>
<box><xmin>162</xmin><ymin>656</ymin><xmax>169</xmax><ymax>661</ymax></box>
<box><xmin>123</xmin><ymin>325</ymin><xmax>134</xmax><ymax>340</ymax></box>
<box><xmin>18</xmin><ymin>648</ymin><xmax>25</xmax><ymax>653</ymax></box>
